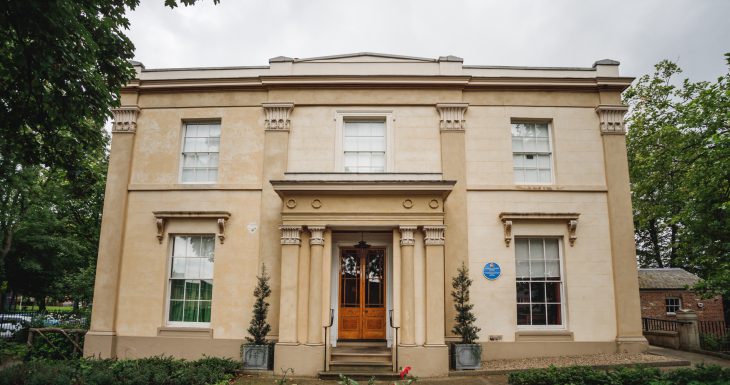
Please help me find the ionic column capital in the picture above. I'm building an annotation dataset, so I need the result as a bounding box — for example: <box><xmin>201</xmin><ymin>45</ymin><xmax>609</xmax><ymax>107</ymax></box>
<box><xmin>263</xmin><ymin>102</ymin><xmax>294</xmax><ymax>131</ymax></box>
<box><xmin>423</xmin><ymin>225</ymin><xmax>446</xmax><ymax>246</ymax></box>
<box><xmin>436</xmin><ymin>103</ymin><xmax>468</xmax><ymax>131</ymax></box>
<box><xmin>280</xmin><ymin>225</ymin><xmax>302</xmax><ymax>245</ymax></box>
<box><xmin>399</xmin><ymin>225</ymin><xmax>417</xmax><ymax>246</ymax></box>
<box><xmin>111</xmin><ymin>106</ymin><xmax>140</xmax><ymax>133</ymax></box>
<box><xmin>308</xmin><ymin>226</ymin><xmax>325</xmax><ymax>246</ymax></box>
<box><xmin>596</xmin><ymin>105</ymin><xmax>628</xmax><ymax>135</ymax></box>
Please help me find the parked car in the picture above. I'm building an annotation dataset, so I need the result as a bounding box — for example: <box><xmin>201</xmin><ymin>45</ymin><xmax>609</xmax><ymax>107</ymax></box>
<box><xmin>0</xmin><ymin>315</ymin><xmax>31</xmax><ymax>338</ymax></box>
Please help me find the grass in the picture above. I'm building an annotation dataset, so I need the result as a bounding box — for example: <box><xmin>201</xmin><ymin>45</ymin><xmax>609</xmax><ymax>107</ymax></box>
<box><xmin>9</xmin><ymin>306</ymin><xmax>76</xmax><ymax>312</ymax></box>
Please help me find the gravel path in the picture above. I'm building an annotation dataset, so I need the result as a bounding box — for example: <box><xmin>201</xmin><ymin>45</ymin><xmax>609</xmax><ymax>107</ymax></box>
<box><xmin>481</xmin><ymin>352</ymin><xmax>678</xmax><ymax>371</ymax></box>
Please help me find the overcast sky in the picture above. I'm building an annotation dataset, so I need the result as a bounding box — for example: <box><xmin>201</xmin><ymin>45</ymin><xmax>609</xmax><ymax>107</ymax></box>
<box><xmin>126</xmin><ymin>0</ymin><xmax>729</xmax><ymax>81</ymax></box>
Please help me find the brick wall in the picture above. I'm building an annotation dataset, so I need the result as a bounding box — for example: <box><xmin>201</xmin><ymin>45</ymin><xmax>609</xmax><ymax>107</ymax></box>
<box><xmin>640</xmin><ymin>289</ymin><xmax>725</xmax><ymax>322</ymax></box>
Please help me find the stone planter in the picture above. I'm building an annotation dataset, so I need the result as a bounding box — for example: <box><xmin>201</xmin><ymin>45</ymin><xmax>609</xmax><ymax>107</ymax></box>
<box><xmin>243</xmin><ymin>344</ymin><xmax>270</xmax><ymax>370</ymax></box>
<box><xmin>453</xmin><ymin>343</ymin><xmax>481</xmax><ymax>370</ymax></box>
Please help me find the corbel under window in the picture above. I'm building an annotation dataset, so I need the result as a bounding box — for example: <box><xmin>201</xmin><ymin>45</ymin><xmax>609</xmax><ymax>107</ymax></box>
<box><xmin>153</xmin><ymin>211</ymin><xmax>231</xmax><ymax>244</ymax></box>
<box><xmin>499</xmin><ymin>212</ymin><xmax>580</xmax><ymax>247</ymax></box>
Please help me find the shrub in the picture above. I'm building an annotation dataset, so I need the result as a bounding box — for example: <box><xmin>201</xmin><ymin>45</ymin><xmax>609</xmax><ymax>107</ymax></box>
<box><xmin>507</xmin><ymin>364</ymin><xmax>729</xmax><ymax>385</ymax></box>
<box><xmin>0</xmin><ymin>340</ymin><xmax>28</xmax><ymax>364</ymax></box>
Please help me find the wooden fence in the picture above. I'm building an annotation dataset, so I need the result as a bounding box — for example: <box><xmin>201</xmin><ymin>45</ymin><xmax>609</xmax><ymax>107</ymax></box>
<box><xmin>642</xmin><ymin>317</ymin><xmax>684</xmax><ymax>332</ymax></box>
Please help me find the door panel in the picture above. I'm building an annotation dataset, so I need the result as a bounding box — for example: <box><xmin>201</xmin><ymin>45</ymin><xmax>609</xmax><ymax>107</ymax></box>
<box><xmin>338</xmin><ymin>247</ymin><xmax>386</xmax><ymax>340</ymax></box>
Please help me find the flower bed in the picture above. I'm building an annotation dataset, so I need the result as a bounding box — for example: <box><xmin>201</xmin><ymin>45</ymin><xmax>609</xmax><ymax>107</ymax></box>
<box><xmin>508</xmin><ymin>364</ymin><xmax>730</xmax><ymax>385</ymax></box>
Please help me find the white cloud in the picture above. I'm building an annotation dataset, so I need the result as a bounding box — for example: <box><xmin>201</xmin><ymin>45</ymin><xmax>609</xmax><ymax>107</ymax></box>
<box><xmin>126</xmin><ymin>0</ymin><xmax>730</xmax><ymax>80</ymax></box>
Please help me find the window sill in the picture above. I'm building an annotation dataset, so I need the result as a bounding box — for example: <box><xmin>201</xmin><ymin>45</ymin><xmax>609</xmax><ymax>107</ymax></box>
<box><xmin>157</xmin><ymin>327</ymin><xmax>212</xmax><ymax>338</ymax></box>
<box><xmin>515</xmin><ymin>330</ymin><xmax>573</xmax><ymax>342</ymax></box>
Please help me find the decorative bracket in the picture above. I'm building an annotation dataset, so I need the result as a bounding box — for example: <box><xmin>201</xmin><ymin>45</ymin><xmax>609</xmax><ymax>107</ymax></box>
<box><xmin>499</xmin><ymin>212</ymin><xmax>580</xmax><ymax>247</ymax></box>
<box><xmin>152</xmin><ymin>211</ymin><xmax>231</xmax><ymax>244</ymax></box>
<box><xmin>111</xmin><ymin>106</ymin><xmax>140</xmax><ymax>133</ymax></box>
<box><xmin>436</xmin><ymin>103</ymin><xmax>468</xmax><ymax>131</ymax></box>
<box><xmin>423</xmin><ymin>225</ymin><xmax>446</xmax><ymax>246</ymax></box>
<box><xmin>595</xmin><ymin>105</ymin><xmax>628</xmax><ymax>135</ymax></box>
<box><xmin>263</xmin><ymin>102</ymin><xmax>294</xmax><ymax>131</ymax></box>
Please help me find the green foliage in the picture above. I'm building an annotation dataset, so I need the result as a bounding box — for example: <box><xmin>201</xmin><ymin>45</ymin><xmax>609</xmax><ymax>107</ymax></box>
<box><xmin>274</xmin><ymin>368</ymin><xmax>294</xmax><ymax>385</ymax></box>
<box><xmin>338</xmin><ymin>373</ymin><xmax>359</xmax><ymax>385</ymax></box>
<box><xmin>507</xmin><ymin>364</ymin><xmax>730</xmax><ymax>385</ymax></box>
<box><xmin>245</xmin><ymin>264</ymin><xmax>272</xmax><ymax>346</ymax></box>
<box><xmin>700</xmin><ymin>333</ymin><xmax>730</xmax><ymax>352</ymax></box>
<box><xmin>624</xmin><ymin>54</ymin><xmax>730</xmax><ymax>297</ymax></box>
<box><xmin>451</xmin><ymin>263</ymin><xmax>480</xmax><ymax>344</ymax></box>
<box><xmin>0</xmin><ymin>356</ymin><xmax>240</xmax><ymax>385</ymax></box>
<box><xmin>0</xmin><ymin>339</ymin><xmax>27</xmax><ymax>364</ymax></box>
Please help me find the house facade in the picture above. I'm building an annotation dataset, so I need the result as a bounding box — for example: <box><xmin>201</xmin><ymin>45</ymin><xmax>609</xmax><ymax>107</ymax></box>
<box><xmin>84</xmin><ymin>53</ymin><xmax>647</xmax><ymax>377</ymax></box>
<box><xmin>638</xmin><ymin>268</ymin><xmax>725</xmax><ymax>322</ymax></box>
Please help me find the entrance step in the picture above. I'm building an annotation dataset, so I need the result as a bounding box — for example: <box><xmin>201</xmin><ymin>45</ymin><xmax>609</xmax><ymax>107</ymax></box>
<box><xmin>336</xmin><ymin>341</ymin><xmax>388</xmax><ymax>348</ymax></box>
<box><xmin>318</xmin><ymin>371</ymin><xmax>400</xmax><ymax>381</ymax></box>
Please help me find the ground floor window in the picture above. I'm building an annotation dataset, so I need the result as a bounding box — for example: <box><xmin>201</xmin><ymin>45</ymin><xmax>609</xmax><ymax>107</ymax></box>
<box><xmin>665</xmin><ymin>297</ymin><xmax>681</xmax><ymax>314</ymax></box>
<box><xmin>168</xmin><ymin>235</ymin><xmax>215</xmax><ymax>324</ymax></box>
<box><xmin>515</xmin><ymin>237</ymin><xmax>564</xmax><ymax>327</ymax></box>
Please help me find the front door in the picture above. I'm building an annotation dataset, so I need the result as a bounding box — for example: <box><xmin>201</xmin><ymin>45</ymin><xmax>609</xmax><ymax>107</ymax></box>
<box><xmin>338</xmin><ymin>247</ymin><xmax>386</xmax><ymax>340</ymax></box>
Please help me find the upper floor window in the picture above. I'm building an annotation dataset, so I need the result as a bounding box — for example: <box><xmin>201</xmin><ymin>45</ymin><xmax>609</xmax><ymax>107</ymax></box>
<box><xmin>665</xmin><ymin>297</ymin><xmax>681</xmax><ymax>314</ymax></box>
<box><xmin>515</xmin><ymin>237</ymin><xmax>564</xmax><ymax>327</ymax></box>
<box><xmin>181</xmin><ymin>122</ymin><xmax>220</xmax><ymax>183</ymax></box>
<box><xmin>511</xmin><ymin>122</ymin><xmax>552</xmax><ymax>184</ymax></box>
<box><xmin>168</xmin><ymin>235</ymin><xmax>215</xmax><ymax>325</ymax></box>
<box><xmin>343</xmin><ymin>120</ymin><xmax>386</xmax><ymax>172</ymax></box>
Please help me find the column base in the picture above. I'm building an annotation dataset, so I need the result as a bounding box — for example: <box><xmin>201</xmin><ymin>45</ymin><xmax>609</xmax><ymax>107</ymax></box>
<box><xmin>397</xmin><ymin>344</ymin><xmax>448</xmax><ymax>377</ymax></box>
<box><xmin>83</xmin><ymin>330</ymin><xmax>117</xmax><ymax>358</ymax></box>
<box><xmin>274</xmin><ymin>342</ymin><xmax>325</xmax><ymax>377</ymax></box>
<box><xmin>616</xmin><ymin>336</ymin><xmax>649</xmax><ymax>354</ymax></box>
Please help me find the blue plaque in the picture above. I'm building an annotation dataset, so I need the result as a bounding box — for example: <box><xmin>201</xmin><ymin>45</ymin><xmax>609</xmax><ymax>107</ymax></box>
<box><xmin>483</xmin><ymin>262</ymin><xmax>501</xmax><ymax>280</ymax></box>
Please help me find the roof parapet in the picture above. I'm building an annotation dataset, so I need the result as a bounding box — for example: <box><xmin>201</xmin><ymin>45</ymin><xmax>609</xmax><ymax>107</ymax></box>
<box><xmin>593</xmin><ymin>59</ymin><xmax>620</xmax><ymax>77</ymax></box>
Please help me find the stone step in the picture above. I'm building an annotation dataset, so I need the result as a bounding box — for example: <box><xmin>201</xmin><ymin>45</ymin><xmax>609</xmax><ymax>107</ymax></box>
<box><xmin>319</xmin><ymin>370</ymin><xmax>401</xmax><ymax>381</ymax></box>
<box><xmin>330</xmin><ymin>361</ymin><xmax>393</xmax><ymax>368</ymax></box>
<box><xmin>335</xmin><ymin>341</ymin><xmax>388</xmax><ymax>348</ymax></box>
<box><xmin>331</xmin><ymin>354</ymin><xmax>392</xmax><ymax>364</ymax></box>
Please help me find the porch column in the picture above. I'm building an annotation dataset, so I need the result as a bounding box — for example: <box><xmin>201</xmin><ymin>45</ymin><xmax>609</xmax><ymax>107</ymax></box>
<box><xmin>278</xmin><ymin>225</ymin><xmax>302</xmax><ymax>344</ymax></box>
<box><xmin>307</xmin><ymin>226</ymin><xmax>326</xmax><ymax>345</ymax></box>
<box><xmin>399</xmin><ymin>226</ymin><xmax>417</xmax><ymax>345</ymax></box>
<box><xmin>423</xmin><ymin>226</ymin><xmax>446</xmax><ymax>346</ymax></box>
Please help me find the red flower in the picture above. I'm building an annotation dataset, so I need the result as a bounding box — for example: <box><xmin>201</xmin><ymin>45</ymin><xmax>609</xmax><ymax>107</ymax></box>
<box><xmin>399</xmin><ymin>366</ymin><xmax>412</xmax><ymax>379</ymax></box>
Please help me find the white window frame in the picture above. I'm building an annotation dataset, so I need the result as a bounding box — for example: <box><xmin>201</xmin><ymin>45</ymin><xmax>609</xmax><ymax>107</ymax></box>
<box><xmin>165</xmin><ymin>234</ymin><xmax>215</xmax><ymax>328</ymax></box>
<box><xmin>511</xmin><ymin>121</ymin><xmax>555</xmax><ymax>185</ymax></box>
<box><xmin>665</xmin><ymin>297</ymin><xmax>681</xmax><ymax>315</ymax></box>
<box><xmin>178</xmin><ymin>121</ymin><xmax>221</xmax><ymax>184</ymax></box>
<box><xmin>334</xmin><ymin>110</ymin><xmax>395</xmax><ymax>172</ymax></box>
<box><xmin>515</xmin><ymin>237</ymin><xmax>567</xmax><ymax>330</ymax></box>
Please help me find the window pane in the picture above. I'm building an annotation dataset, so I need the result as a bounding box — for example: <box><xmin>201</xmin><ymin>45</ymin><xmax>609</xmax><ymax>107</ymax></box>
<box><xmin>185</xmin><ymin>280</ymin><xmax>201</xmax><ymax>300</ymax></box>
<box><xmin>516</xmin><ymin>261</ymin><xmax>530</xmax><ymax>279</ymax></box>
<box><xmin>524</xmin><ymin>169</ymin><xmax>538</xmax><ymax>183</ymax></box>
<box><xmin>171</xmin><ymin>258</ymin><xmax>186</xmax><ymax>279</ymax></box>
<box><xmin>535</xmin><ymin>124</ymin><xmax>549</xmax><ymax>137</ymax></box>
<box><xmin>173</xmin><ymin>236</ymin><xmax>188</xmax><ymax>256</ymax></box>
<box><xmin>530</xmin><ymin>282</ymin><xmax>546</xmax><ymax>303</ymax></box>
<box><xmin>536</xmin><ymin>138</ymin><xmax>550</xmax><ymax>152</ymax></box>
<box><xmin>200</xmin><ymin>280</ymin><xmax>213</xmax><ymax>300</ymax></box>
<box><xmin>513</xmin><ymin>169</ymin><xmax>524</xmax><ymax>184</ymax></box>
<box><xmin>517</xmin><ymin>304</ymin><xmax>531</xmax><ymax>325</ymax></box>
<box><xmin>199</xmin><ymin>301</ymin><xmax>211</xmax><ymax>322</ymax></box>
<box><xmin>170</xmin><ymin>280</ymin><xmax>185</xmax><ymax>300</ymax></box>
<box><xmin>182</xmin><ymin>169</ymin><xmax>195</xmax><ymax>182</ymax></box>
<box><xmin>547</xmin><ymin>304</ymin><xmax>562</xmax><ymax>325</ymax></box>
<box><xmin>525</xmin><ymin>124</ymin><xmax>535</xmax><ymax>137</ymax></box>
<box><xmin>524</xmin><ymin>137</ymin><xmax>536</xmax><ymax>152</ymax></box>
<box><xmin>169</xmin><ymin>301</ymin><xmax>184</xmax><ymax>321</ymax></box>
<box><xmin>516</xmin><ymin>282</ymin><xmax>530</xmax><ymax>303</ymax></box>
<box><xmin>539</xmin><ymin>170</ymin><xmax>552</xmax><ymax>183</ymax></box>
<box><xmin>546</xmin><ymin>282</ymin><xmax>561</xmax><ymax>302</ymax></box>
<box><xmin>515</xmin><ymin>239</ymin><xmax>529</xmax><ymax>260</ymax></box>
<box><xmin>183</xmin><ymin>301</ymin><xmax>199</xmax><ymax>322</ymax></box>
<box><xmin>186</xmin><ymin>125</ymin><xmax>198</xmax><ymax>138</ymax></box>
<box><xmin>512</xmin><ymin>138</ymin><xmax>523</xmax><ymax>151</ymax></box>
<box><xmin>185</xmin><ymin>259</ymin><xmax>201</xmax><ymax>279</ymax></box>
<box><xmin>545</xmin><ymin>239</ymin><xmax>559</xmax><ymax>259</ymax></box>
<box><xmin>201</xmin><ymin>237</ymin><xmax>214</xmax><ymax>257</ymax></box>
<box><xmin>200</xmin><ymin>259</ymin><xmax>214</xmax><ymax>280</ymax></box>
<box><xmin>537</xmin><ymin>154</ymin><xmax>551</xmax><ymax>168</ymax></box>
<box><xmin>524</xmin><ymin>154</ymin><xmax>537</xmax><ymax>168</ymax></box>
<box><xmin>531</xmin><ymin>260</ymin><xmax>545</xmax><ymax>278</ymax></box>
<box><xmin>512</xmin><ymin>123</ymin><xmax>527</xmax><ymax>137</ymax></box>
<box><xmin>545</xmin><ymin>261</ymin><xmax>560</xmax><ymax>278</ymax></box>
<box><xmin>344</xmin><ymin>138</ymin><xmax>358</xmax><ymax>151</ymax></box>
<box><xmin>531</xmin><ymin>304</ymin><xmax>547</xmax><ymax>325</ymax></box>
<box><xmin>529</xmin><ymin>239</ymin><xmax>544</xmax><ymax>260</ymax></box>
<box><xmin>209</xmin><ymin>124</ymin><xmax>220</xmax><ymax>137</ymax></box>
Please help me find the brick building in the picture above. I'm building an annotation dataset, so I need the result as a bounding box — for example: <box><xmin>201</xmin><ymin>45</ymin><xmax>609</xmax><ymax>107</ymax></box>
<box><xmin>638</xmin><ymin>268</ymin><xmax>724</xmax><ymax>322</ymax></box>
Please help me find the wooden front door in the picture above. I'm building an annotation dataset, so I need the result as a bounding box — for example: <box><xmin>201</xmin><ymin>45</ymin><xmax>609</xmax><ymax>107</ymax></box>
<box><xmin>338</xmin><ymin>247</ymin><xmax>386</xmax><ymax>340</ymax></box>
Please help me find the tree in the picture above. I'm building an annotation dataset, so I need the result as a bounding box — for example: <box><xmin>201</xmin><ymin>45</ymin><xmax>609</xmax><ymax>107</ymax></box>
<box><xmin>624</xmin><ymin>54</ymin><xmax>730</xmax><ymax>297</ymax></box>
<box><xmin>246</xmin><ymin>264</ymin><xmax>272</xmax><ymax>345</ymax></box>
<box><xmin>0</xmin><ymin>0</ymin><xmax>216</xmax><ymax>307</ymax></box>
<box><xmin>451</xmin><ymin>263</ymin><xmax>480</xmax><ymax>344</ymax></box>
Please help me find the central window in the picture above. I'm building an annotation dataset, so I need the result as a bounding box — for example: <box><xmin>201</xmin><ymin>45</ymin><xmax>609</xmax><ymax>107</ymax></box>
<box><xmin>168</xmin><ymin>235</ymin><xmax>215</xmax><ymax>325</ymax></box>
<box><xmin>181</xmin><ymin>122</ymin><xmax>220</xmax><ymax>183</ymax></box>
<box><xmin>511</xmin><ymin>122</ymin><xmax>553</xmax><ymax>184</ymax></box>
<box><xmin>343</xmin><ymin>120</ymin><xmax>386</xmax><ymax>172</ymax></box>
<box><xmin>515</xmin><ymin>238</ymin><xmax>564</xmax><ymax>327</ymax></box>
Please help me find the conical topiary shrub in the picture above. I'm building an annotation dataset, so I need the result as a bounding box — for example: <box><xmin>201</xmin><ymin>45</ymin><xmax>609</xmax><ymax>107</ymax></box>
<box><xmin>242</xmin><ymin>264</ymin><xmax>272</xmax><ymax>369</ymax></box>
<box><xmin>451</xmin><ymin>262</ymin><xmax>481</xmax><ymax>369</ymax></box>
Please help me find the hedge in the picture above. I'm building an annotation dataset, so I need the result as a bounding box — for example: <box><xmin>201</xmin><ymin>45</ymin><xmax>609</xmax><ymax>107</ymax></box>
<box><xmin>0</xmin><ymin>356</ymin><xmax>240</xmax><ymax>385</ymax></box>
<box><xmin>508</xmin><ymin>364</ymin><xmax>730</xmax><ymax>385</ymax></box>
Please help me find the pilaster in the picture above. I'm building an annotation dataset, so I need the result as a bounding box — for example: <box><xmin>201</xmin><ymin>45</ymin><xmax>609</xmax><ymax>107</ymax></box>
<box><xmin>85</xmin><ymin>106</ymin><xmax>140</xmax><ymax>358</ymax></box>
<box><xmin>437</xmin><ymin>102</ymin><xmax>469</xmax><ymax>339</ymax></box>
<box><xmin>423</xmin><ymin>226</ymin><xmax>446</xmax><ymax>346</ymax></box>
<box><xmin>307</xmin><ymin>226</ymin><xmax>326</xmax><ymax>345</ymax></box>
<box><xmin>278</xmin><ymin>225</ymin><xmax>302</xmax><ymax>344</ymax></box>
<box><xmin>259</xmin><ymin>102</ymin><xmax>294</xmax><ymax>339</ymax></box>
<box><xmin>596</xmin><ymin>105</ymin><xmax>648</xmax><ymax>352</ymax></box>
<box><xmin>399</xmin><ymin>225</ymin><xmax>417</xmax><ymax>346</ymax></box>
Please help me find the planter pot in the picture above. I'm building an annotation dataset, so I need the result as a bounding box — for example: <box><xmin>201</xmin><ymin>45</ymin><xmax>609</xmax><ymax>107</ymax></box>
<box><xmin>243</xmin><ymin>344</ymin><xmax>270</xmax><ymax>370</ymax></box>
<box><xmin>453</xmin><ymin>343</ymin><xmax>482</xmax><ymax>370</ymax></box>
